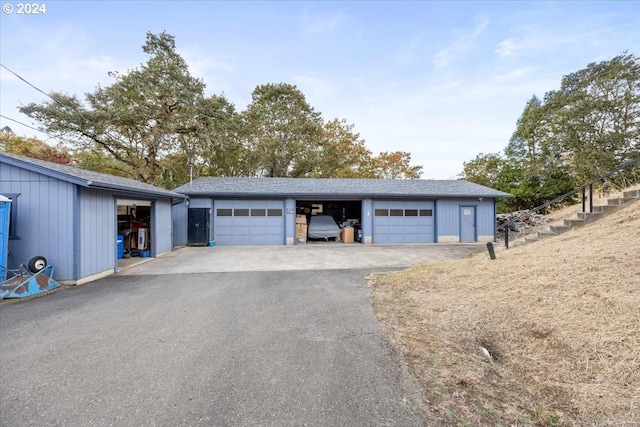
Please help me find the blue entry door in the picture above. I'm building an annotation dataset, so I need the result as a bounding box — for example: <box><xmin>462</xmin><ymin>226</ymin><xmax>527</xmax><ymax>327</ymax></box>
<box><xmin>460</xmin><ymin>206</ymin><xmax>476</xmax><ymax>242</ymax></box>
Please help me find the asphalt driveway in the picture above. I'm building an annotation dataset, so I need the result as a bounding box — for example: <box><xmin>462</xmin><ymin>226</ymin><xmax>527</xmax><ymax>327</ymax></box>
<box><xmin>0</xmin><ymin>244</ymin><xmax>482</xmax><ymax>426</ymax></box>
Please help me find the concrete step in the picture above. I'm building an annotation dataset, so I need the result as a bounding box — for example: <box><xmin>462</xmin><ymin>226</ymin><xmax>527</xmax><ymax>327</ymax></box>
<box><xmin>515</xmin><ymin>187</ymin><xmax>638</xmax><ymax>247</ymax></box>
<box><xmin>524</xmin><ymin>235</ymin><xmax>539</xmax><ymax>243</ymax></box>
<box><xmin>563</xmin><ymin>218</ymin><xmax>585</xmax><ymax>227</ymax></box>
<box><xmin>549</xmin><ymin>224</ymin><xmax>571</xmax><ymax>234</ymax></box>
<box><xmin>577</xmin><ymin>211</ymin><xmax>604</xmax><ymax>221</ymax></box>
<box><xmin>623</xmin><ymin>189</ymin><xmax>640</xmax><ymax>199</ymax></box>
<box><xmin>537</xmin><ymin>230</ymin><xmax>557</xmax><ymax>239</ymax></box>
<box><xmin>607</xmin><ymin>197</ymin><xmax>638</xmax><ymax>206</ymax></box>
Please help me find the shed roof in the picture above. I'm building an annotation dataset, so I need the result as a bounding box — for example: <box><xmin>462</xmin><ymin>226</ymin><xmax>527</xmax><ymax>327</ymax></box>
<box><xmin>0</xmin><ymin>152</ymin><xmax>185</xmax><ymax>199</ymax></box>
<box><xmin>174</xmin><ymin>177</ymin><xmax>513</xmax><ymax>199</ymax></box>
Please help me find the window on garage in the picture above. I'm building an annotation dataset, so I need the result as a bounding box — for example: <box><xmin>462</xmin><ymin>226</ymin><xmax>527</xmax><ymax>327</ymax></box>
<box><xmin>217</xmin><ymin>208</ymin><xmax>283</xmax><ymax>218</ymax></box>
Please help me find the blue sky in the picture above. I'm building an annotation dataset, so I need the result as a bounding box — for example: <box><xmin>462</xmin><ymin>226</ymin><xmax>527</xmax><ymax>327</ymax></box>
<box><xmin>1</xmin><ymin>1</ymin><xmax>638</xmax><ymax>179</ymax></box>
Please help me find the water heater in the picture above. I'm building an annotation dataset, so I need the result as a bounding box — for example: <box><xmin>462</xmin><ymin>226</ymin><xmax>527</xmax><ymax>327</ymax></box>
<box><xmin>137</xmin><ymin>228</ymin><xmax>147</xmax><ymax>250</ymax></box>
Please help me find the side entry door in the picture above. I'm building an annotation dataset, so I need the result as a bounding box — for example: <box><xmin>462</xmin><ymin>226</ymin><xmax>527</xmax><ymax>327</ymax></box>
<box><xmin>188</xmin><ymin>208</ymin><xmax>210</xmax><ymax>246</ymax></box>
<box><xmin>460</xmin><ymin>206</ymin><xmax>476</xmax><ymax>242</ymax></box>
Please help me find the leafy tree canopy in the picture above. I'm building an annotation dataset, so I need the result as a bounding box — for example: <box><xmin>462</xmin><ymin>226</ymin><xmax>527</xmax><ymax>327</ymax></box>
<box><xmin>20</xmin><ymin>31</ymin><xmax>206</xmax><ymax>185</ymax></box>
<box><xmin>0</xmin><ymin>129</ymin><xmax>71</xmax><ymax>164</ymax></box>
<box><xmin>17</xmin><ymin>32</ymin><xmax>423</xmax><ymax>186</ymax></box>
<box><xmin>461</xmin><ymin>53</ymin><xmax>640</xmax><ymax>212</ymax></box>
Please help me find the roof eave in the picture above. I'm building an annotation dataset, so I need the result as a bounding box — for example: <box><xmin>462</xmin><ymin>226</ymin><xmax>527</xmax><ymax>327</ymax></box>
<box><xmin>1</xmin><ymin>154</ymin><xmax>90</xmax><ymax>187</ymax></box>
<box><xmin>88</xmin><ymin>182</ymin><xmax>186</xmax><ymax>199</ymax></box>
<box><xmin>175</xmin><ymin>191</ymin><xmax>513</xmax><ymax>199</ymax></box>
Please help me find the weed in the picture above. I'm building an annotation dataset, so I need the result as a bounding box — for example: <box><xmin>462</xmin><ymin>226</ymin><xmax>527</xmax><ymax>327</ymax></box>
<box><xmin>530</xmin><ymin>402</ymin><xmax>562</xmax><ymax>427</ymax></box>
<box><xmin>485</xmin><ymin>403</ymin><xmax>500</xmax><ymax>417</ymax></box>
<box><xmin>443</xmin><ymin>409</ymin><xmax>456</xmax><ymax>421</ymax></box>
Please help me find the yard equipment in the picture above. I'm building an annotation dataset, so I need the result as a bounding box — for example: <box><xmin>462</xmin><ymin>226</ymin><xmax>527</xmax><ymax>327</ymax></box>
<box><xmin>0</xmin><ymin>195</ymin><xmax>60</xmax><ymax>300</ymax></box>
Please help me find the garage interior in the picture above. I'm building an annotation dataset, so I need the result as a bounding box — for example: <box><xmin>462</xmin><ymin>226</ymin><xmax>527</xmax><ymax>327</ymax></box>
<box><xmin>295</xmin><ymin>200</ymin><xmax>362</xmax><ymax>243</ymax></box>
<box><xmin>117</xmin><ymin>200</ymin><xmax>152</xmax><ymax>263</ymax></box>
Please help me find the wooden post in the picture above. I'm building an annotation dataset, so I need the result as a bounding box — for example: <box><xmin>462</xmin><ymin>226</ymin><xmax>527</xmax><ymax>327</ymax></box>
<box><xmin>504</xmin><ymin>225</ymin><xmax>509</xmax><ymax>250</ymax></box>
<box><xmin>486</xmin><ymin>242</ymin><xmax>496</xmax><ymax>260</ymax></box>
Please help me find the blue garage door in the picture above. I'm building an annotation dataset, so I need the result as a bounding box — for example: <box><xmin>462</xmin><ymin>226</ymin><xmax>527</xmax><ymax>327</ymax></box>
<box><xmin>214</xmin><ymin>200</ymin><xmax>285</xmax><ymax>245</ymax></box>
<box><xmin>373</xmin><ymin>201</ymin><xmax>434</xmax><ymax>243</ymax></box>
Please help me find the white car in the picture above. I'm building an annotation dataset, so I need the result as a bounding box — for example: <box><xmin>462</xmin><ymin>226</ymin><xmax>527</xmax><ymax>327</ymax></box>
<box><xmin>308</xmin><ymin>215</ymin><xmax>341</xmax><ymax>240</ymax></box>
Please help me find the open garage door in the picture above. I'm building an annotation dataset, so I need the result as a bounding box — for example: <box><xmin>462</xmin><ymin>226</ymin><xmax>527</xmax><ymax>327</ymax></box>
<box><xmin>296</xmin><ymin>200</ymin><xmax>362</xmax><ymax>243</ymax></box>
<box><xmin>214</xmin><ymin>200</ymin><xmax>284</xmax><ymax>245</ymax></box>
<box><xmin>117</xmin><ymin>199</ymin><xmax>152</xmax><ymax>259</ymax></box>
<box><xmin>373</xmin><ymin>201</ymin><xmax>434</xmax><ymax>243</ymax></box>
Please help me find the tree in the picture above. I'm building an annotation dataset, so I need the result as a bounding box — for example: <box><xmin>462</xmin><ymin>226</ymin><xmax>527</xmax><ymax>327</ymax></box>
<box><xmin>459</xmin><ymin>152</ymin><xmax>504</xmax><ymax>188</ymax></box>
<box><xmin>0</xmin><ymin>130</ymin><xmax>71</xmax><ymax>164</ymax></box>
<box><xmin>372</xmin><ymin>151</ymin><xmax>423</xmax><ymax>179</ymax></box>
<box><xmin>309</xmin><ymin>118</ymin><xmax>376</xmax><ymax>178</ymax></box>
<box><xmin>73</xmin><ymin>148</ymin><xmax>130</xmax><ymax>178</ymax></box>
<box><xmin>503</xmin><ymin>95</ymin><xmax>576</xmax><ymax>209</ymax></box>
<box><xmin>20</xmin><ymin>31</ymin><xmax>206</xmax><ymax>185</ymax></box>
<box><xmin>460</xmin><ymin>53</ymin><xmax>640</xmax><ymax>211</ymax></box>
<box><xmin>544</xmin><ymin>53</ymin><xmax>640</xmax><ymax>184</ymax></box>
<box><xmin>195</xmin><ymin>95</ymin><xmax>250</xmax><ymax>177</ymax></box>
<box><xmin>244</xmin><ymin>83</ymin><xmax>324</xmax><ymax>177</ymax></box>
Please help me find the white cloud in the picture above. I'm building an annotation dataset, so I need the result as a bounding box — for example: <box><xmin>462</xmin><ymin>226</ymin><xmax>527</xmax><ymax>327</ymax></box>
<box><xmin>300</xmin><ymin>8</ymin><xmax>349</xmax><ymax>34</ymax></box>
<box><xmin>495</xmin><ymin>38</ymin><xmax>518</xmax><ymax>57</ymax></box>
<box><xmin>180</xmin><ymin>47</ymin><xmax>235</xmax><ymax>95</ymax></box>
<box><xmin>432</xmin><ymin>49</ymin><xmax>452</xmax><ymax>68</ymax></box>
<box><xmin>432</xmin><ymin>16</ymin><xmax>490</xmax><ymax>68</ymax></box>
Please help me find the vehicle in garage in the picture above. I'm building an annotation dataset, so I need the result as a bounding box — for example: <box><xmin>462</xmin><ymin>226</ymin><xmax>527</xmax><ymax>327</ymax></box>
<box><xmin>307</xmin><ymin>215</ymin><xmax>341</xmax><ymax>241</ymax></box>
<box><xmin>173</xmin><ymin>177</ymin><xmax>513</xmax><ymax>246</ymax></box>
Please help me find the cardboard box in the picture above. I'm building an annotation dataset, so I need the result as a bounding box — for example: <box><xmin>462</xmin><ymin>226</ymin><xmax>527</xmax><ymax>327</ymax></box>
<box><xmin>296</xmin><ymin>215</ymin><xmax>307</xmax><ymax>224</ymax></box>
<box><xmin>296</xmin><ymin>223</ymin><xmax>308</xmax><ymax>238</ymax></box>
<box><xmin>341</xmin><ymin>226</ymin><xmax>354</xmax><ymax>243</ymax></box>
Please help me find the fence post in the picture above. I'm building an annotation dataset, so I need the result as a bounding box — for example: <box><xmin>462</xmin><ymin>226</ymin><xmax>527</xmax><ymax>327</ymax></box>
<box><xmin>504</xmin><ymin>225</ymin><xmax>509</xmax><ymax>250</ymax></box>
<box><xmin>486</xmin><ymin>242</ymin><xmax>496</xmax><ymax>260</ymax></box>
<box><xmin>589</xmin><ymin>184</ymin><xmax>593</xmax><ymax>213</ymax></box>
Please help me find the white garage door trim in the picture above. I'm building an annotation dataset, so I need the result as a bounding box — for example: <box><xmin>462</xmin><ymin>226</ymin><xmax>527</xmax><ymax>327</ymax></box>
<box><xmin>373</xmin><ymin>201</ymin><xmax>434</xmax><ymax>243</ymax></box>
<box><xmin>214</xmin><ymin>200</ymin><xmax>285</xmax><ymax>245</ymax></box>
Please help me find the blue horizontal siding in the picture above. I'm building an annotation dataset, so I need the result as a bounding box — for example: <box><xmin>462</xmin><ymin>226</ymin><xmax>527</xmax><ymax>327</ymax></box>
<box><xmin>0</xmin><ymin>163</ymin><xmax>75</xmax><ymax>280</ymax></box>
<box><xmin>437</xmin><ymin>198</ymin><xmax>495</xmax><ymax>241</ymax></box>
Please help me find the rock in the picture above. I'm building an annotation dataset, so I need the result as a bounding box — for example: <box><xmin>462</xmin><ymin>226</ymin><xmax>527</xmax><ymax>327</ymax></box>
<box><xmin>496</xmin><ymin>210</ymin><xmax>550</xmax><ymax>241</ymax></box>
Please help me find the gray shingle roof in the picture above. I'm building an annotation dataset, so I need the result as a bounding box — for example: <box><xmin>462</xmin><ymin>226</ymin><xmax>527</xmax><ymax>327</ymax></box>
<box><xmin>0</xmin><ymin>152</ymin><xmax>185</xmax><ymax>199</ymax></box>
<box><xmin>174</xmin><ymin>177</ymin><xmax>513</xmax><ymax>199</ymax></box>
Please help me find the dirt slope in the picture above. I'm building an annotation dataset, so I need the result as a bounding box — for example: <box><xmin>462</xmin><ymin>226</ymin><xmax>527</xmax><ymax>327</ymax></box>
<box><xmin>370</xmin><ymin>201</ymin><xmax>639</xmax><ymax>427</ymax></box>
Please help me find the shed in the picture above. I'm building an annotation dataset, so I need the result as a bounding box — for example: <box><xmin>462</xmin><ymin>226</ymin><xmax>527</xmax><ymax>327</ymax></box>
<box><xmin>173</xmin><ymin>177</ymin><xmax>513</xmax><ymax>246</ymax></box>
<box><xmin>0</xmin><ymin>152</ymin><xmax>185</xmax><ymax>285</ymax></box>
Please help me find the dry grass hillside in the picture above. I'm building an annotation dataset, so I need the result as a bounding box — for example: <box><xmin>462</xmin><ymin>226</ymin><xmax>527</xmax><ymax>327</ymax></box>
<box><xmin>370</xmin><ymin>201</ymin><xmax>639</xmax><ymax>427</ymax></box>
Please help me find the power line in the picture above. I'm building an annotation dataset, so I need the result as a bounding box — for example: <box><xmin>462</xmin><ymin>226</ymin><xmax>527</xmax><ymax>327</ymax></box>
<box><xmin>0</xmin><ymin>63</ymin><xmax>72</xmax><ymax>110</ymax></box>
<box><xmin>0</xmin><ymin>114</ymin><xmax>43</xmax><ymax>133</ymax></box>
<box><xmin>0</xmin><ymin>63</ymin><xmax>53</xmax><ymax>101</ymax></box>
<box><xmin>0</xmin><ymin>62</ymin><xmax>100</xmax><ymax>146</ymax></box>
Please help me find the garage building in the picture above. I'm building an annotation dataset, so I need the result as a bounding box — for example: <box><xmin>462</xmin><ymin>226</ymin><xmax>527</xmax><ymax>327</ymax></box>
<box><xmin>173</xmin><ymin>177</ymin><xmax>512</xmax><ymax>246</ymax></box>
<box><xmin>0</xmin><ymin>152</ymin><xmax>186</xmax><ymax>284</ymax></box>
